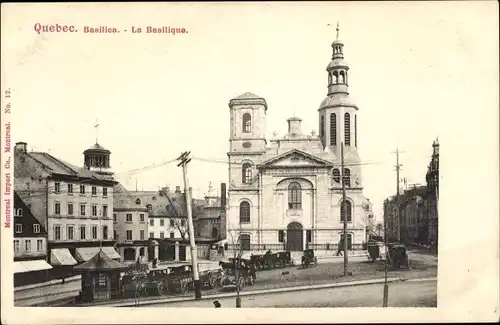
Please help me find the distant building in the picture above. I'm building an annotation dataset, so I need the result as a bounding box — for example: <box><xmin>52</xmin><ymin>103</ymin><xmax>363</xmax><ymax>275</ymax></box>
<box><xmin>383</xmin><ymin>139</ymin><xmax>440</xmax><ymax>248</ymax></box>
<box><xmin>196</xmin><ymin>182</ymin><xmax>227</xmax><ymax>241</ymax></box>
<box><xmin>13</xmin><ymin>191</ymin><xmax>51</xmax><ymax>286</ymax></box>
<box><xmin>14</xmin><ymin>141</ymin><xmax>120</xmax><ymax>278</ymax></box>
<box><xmin>120</xmin><ymin>185</ymin><xmax>216</xmax><ymax>262</ymax></box>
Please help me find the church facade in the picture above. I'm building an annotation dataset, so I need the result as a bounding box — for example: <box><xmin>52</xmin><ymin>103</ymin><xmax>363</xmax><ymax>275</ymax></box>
<box><xmin>227</xmin><ymin>33</ymin><xmax>372</xmax><ymax>252</ymax></box>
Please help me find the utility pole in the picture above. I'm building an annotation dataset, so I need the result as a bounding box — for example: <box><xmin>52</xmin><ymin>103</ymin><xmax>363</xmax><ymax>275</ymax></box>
<box><xmin>177</xmin><ymin>151</ymin><xmax>202</xmax><ymax>299</ymax></box>
<box><xmin>393</xmin><ymin>149</ymin><xmax>404</xmax><ymax>242</ymax></box>
<box><xmin>383</xmin><ymin>199</ymin><xmax>389</xmax><ymax>307</ymax></box>
<box><xmin>341</xmin><ymin>142</ymin><xmax>349</xmax><ymax>276</ymax></box>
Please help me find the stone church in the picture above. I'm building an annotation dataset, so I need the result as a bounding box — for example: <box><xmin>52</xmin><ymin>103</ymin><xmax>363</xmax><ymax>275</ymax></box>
<box><xmin>227</xmin><ymin>32</ymin><xmax>373</xmax><ymax>252</ymax></box>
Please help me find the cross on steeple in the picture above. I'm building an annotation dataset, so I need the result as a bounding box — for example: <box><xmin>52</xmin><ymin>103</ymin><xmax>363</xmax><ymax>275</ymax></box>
<box><xmin>94</xmin><ymin>118</ymin><xmax>100</xmax><ymax>144</ymax></box>
<box><xmin>336</xmin><ymin>21</ymin><xmax>340</xmax><ymax>40</ymax></box>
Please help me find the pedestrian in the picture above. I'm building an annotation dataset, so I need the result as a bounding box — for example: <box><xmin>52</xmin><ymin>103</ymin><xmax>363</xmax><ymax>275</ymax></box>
<box><xmin>213</xmin><ymin>300</ymin><xmax>221</xmax><ymax>308</ymax></box>
<box><xmin>336</xmin><ymin>237</ymin><xmax>344</xmax><ymax>256</ymax></box>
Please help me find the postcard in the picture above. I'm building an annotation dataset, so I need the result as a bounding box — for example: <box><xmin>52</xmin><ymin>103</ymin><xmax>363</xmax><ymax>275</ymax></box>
<box><xmin>1</xmin><ymin>1</ymin><xmax>498</xmax><ymax>324</ymax></box>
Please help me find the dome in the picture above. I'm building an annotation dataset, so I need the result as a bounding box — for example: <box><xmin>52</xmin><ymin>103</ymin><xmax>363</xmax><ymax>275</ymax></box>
<box><xmin>319</xmin><ymin>93</ymin><xmax>358</xmax><ymax>110</ymax></box>
<box><xmin>327</xmin><ymin>58</ymin><xmax>349</xmax><ymax>70</ymax></box>
<box><xmin>83</xmin><ymin>143</ymin><xmax>110</xmax><ymax>154</ymax></box>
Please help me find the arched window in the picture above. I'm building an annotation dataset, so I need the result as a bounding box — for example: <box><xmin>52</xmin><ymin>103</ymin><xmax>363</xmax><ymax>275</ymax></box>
<box><xmin>330</xmin><ymin>113</ymin><xmax>337</xmax><ymax>146</ymax></box>
<box><xmin>333</xmin><ymin>168</ymin><xmax>340</xmax><ymax>183</ymax></box>
<box><xmin>340</xmin><ymin>200</ymin><xmax>352</xmax><ymax>222</ymax></box>
<box><xmin>343</xmin><ymin>168</ymin><xmax>351</xmax><ymax>187</ymax></box>
<box><xmin>333</xmin><ymin>71</ymin><xmax>338</xmax><ymax>84</ymax></box>
<box><xmin>242</xmin><ymin>113</ymin><xmax>251</xmax><ymax>133</ymax></box>
<box><xmin>288</xmin><ymin>182</ymin><xmax>302</xmax><ymax>209</ymax></box>
<box><xmin>242</xmin><ymin>163</ymin><xmax>252</xmax><ymax>184</ymax></box>
<box><xmin>354</xmin><ymin>115</ymin><xmax>357</xmax><ymax>147</ymax></box>
<box><xmin>328</xmin><ymin>72</ymin><xmax>332</xmax><ymax>85</ymax></box>
<box><xmin>135</xmin><ymin>198</ymin><xmax>141</xmax><ymax>205</ymax></box>
<box><xmin>339</xmin><ymin>71</ymin><xmax>345</xmax><ymax>84</ymax></box>
<box><xmin>320</xmin><ymin>116</ymin><xmax>325</xmax><ymax>138</ymax></box>
<box><xmin>344</xmin><ymin>113</ymin><xmax>351</xmax><ymax>146</ymax></box>
<box><xmin>239</xmin><ymin>201</ymin><xmax>250</xmax><ymax>224</ymax></box>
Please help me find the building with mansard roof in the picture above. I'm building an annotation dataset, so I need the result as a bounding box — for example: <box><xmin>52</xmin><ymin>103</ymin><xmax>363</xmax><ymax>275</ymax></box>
<box><xmin>227</xmin><ymin>29</ymin><xmax>372</xmax><ymax>253</ymax></box>
<box><xmin>14</xmin><ymin>141</ymin><xmax>120</xmax><ymax>278</ymax></box>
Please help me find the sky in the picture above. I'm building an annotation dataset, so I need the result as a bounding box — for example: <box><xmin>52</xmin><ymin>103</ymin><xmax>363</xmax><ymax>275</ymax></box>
<box><xmin>3</xmin><ymin>2</ymin><xmax>498</xmax><ymax>222</ymax></box>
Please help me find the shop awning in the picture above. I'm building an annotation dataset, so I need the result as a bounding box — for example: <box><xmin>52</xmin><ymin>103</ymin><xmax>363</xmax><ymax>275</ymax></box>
<box><xmin>75</xmin><ymin>247</ymin><xmax>101</xmax><ymax>262</ymax></box>
<box><xmin>101</xmin><ymin>246</ymin><xmax>121</xmax><ymax>260</ymax></box>
<box><xmin>50</xmin><ymin>248</ymin><xmax>78</xmax><ymax>266</ymax></box>
<box><xmin>14</xmin><ymin>260</ymin><xmax>53</xmax><ymax>274</ymax></box>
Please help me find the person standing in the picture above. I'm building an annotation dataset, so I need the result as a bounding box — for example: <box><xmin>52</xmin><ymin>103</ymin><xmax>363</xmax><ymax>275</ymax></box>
<box><xmin>336</xmin><ymin>237</ymin><xmax>344</xmax><ymax>256</ymax></box>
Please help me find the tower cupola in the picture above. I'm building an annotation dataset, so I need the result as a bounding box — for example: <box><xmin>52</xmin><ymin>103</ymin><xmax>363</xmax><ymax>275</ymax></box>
<box><xmin>326</xmin><ymin>22</ymin><xmax>349</xmax><ymax>96</ymax></box>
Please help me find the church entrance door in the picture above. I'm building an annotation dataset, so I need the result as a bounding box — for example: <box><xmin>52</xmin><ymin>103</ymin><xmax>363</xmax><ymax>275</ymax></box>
<box><xmin>287</xmin><ymin>222</ymin><xmax>303</xmax><ymax>251</ymax></box>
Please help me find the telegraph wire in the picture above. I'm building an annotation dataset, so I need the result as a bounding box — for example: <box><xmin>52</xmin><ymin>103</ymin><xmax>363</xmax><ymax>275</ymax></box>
<box><xmin>15</xmin><ymin>150</ymin><xmax>433</xmax><ymax>199</ymax></box>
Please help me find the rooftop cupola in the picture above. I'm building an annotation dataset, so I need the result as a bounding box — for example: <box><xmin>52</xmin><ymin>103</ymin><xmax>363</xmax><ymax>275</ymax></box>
<box><xmin>326</xmin><ymin>22</ymin><xmax>349</xmax><ymax>96</ymax></box>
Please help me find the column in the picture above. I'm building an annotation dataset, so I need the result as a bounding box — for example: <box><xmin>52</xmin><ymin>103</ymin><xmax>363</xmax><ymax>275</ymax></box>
<box><xmin>175</xmin><ymin>241</ymin><xmax>180</xmax><ymax>261</ymax></box>
<box><xmin>283</xmin><ymin>230</ymin><xmax>287</xmax><ymax>250</ymax></box>
<box><xmin>134</xmin><ymin>247</ymin><xmax>139</xmax><ymax>262</ymax></box>
<box><xmin>154</xmin><ymin>243</ymin><xmax>159</xmax><ymax>261</ymax></box>
<box><xmin>303</xmin><ymin>229</ymin><xmax>307</xmax><ymax>250</ymax></box>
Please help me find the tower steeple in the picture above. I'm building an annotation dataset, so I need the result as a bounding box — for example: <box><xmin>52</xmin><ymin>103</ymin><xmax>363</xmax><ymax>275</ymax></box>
<box><xmin>327</xmin><ymin>22</ymin><xmax>349</xmax><ymax>96</ymax></box>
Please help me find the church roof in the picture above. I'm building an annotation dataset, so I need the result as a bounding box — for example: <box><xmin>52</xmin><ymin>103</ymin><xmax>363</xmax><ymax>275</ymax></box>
<box><xmin>84</xmin><ymin>143</ymin><xmax>111</xmax><ymax>154</ymax></box>
<box><xmin>232</xmin><ymin>92</ymin><xmax>262</xmax><ymax>100</ymax></box>
<box><xmin>327</xmin><ymin>57</ymin><xmax>349</xmax><ymax>69</ymax></box>
<box><xmin>229</xmin><ymin>92</ymin><xmax>268</xmax><ymax>110</ymax></box>
<box><xmin>73</xmin><ymin>250</ymin><xmax>128</xmax><ymax>271</ymax></box>
<box><xmin>319</xmin><ymin>93</ymin><xmax>358</xmax><ymax>110</ymax></box>
<box><xmin>258</xmin><ymin>148</ymin><xmax>334</xmax><ymax>168</ymax></box>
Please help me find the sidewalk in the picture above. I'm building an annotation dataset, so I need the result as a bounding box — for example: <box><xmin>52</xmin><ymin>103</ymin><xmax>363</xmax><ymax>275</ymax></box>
<box><xmin>14</xmin><ymin>278</ymin><xmax>81</xmax><ymax>301</ymax></box>
<box><xmin>14</xmin><ymin>275</ymin><xmax>81</xmax><ymax>293</ymax></box>
<box><xmin>93</xmin><ymin>276</ymin><xmax>419</xmax><ymax>307</ymax></box>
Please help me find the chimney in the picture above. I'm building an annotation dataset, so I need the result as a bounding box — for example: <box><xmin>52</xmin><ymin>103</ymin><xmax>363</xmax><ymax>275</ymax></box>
<box><xmin>175</xmin><ymin>186</ymin><xmax>181</xmax><ymax>194</ymax></box>
<box><xmin>287</xmin><ymin>117</ymin><xmax>302</xmax><ymax>135</ymax></box>
<box><xmin>221</xmin><ymin>183</ymin><xmax>226</xmax><ymax>208</ymax></box>
<box><xmin>15</xmin><ymin>142</ymin><xmax>27</xmax><ymax>154</ymax></box>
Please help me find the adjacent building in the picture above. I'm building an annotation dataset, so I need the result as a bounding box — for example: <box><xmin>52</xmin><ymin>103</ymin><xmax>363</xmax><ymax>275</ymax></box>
<box><xmin>13</xmin><ymin>191</ymin><xmax>52</xmax><ymax>286</ymax></box>
<box><xmin>227</xmin><ymin>30</ymin><xmax>371</xmax><ymax>252</ymax></box>
<box><xmin>14</xmin><ymin>141</ymin><xmax>120</xmax><ymax>278</ymax></box>
<box><xmin>112</xmin><ymin>183</ymin><xmax>149</xmax><ymax>263</ymax></box>
<box><xmin>426</xmin><ymin>138</ymin><xmax>439</xmax><ymax>249</ymax></box>
<box><xmin>383</xmin><ymin>139</ymin><xmax>440</xmax><ymax>248</ymax></box>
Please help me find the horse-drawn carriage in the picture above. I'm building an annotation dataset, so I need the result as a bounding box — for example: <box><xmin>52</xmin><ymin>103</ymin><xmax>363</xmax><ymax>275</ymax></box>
<box><xmin>301</xmin><ymin>249</ymin><xmax>318</xmax><ymax>268</ymax></box>
<box><xmin>367</xmin><ymin>240</ymin><xmax>385</xmax><ymax>262</ymax></box>
<box><xmin>167</xmin><ymin>263</ymin><xmax>223</xmax><ymax>294</ymax></box>
<box><xmin>386</xmin><ymin>244</ymin><xmax>410</xmax><ymax>270</ymax></box>
<box><xmin>276</xmin><ymin>251</ymin><xmax>294</xmax><ymax>267</ymax></box>
<box><xmin>219</xmin><ymin>258</ymin><xmax>256</xmax><ymax>291</ymax></box>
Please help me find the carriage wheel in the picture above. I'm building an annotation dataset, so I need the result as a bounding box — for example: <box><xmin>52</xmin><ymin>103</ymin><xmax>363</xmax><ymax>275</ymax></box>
<box><xmin>238</xmin><ymin>276</ymin><xmax>246</xmax><ymax>290</ymax></box>
<box><xmin>208</xmin><ymin>275</ymin><xmax>217</xmax><ymax>289</ymax></box>
<box><xmin>180</xmin><ymin>281</ymin><xmax>188</xmax><ymax>294</ymax></box>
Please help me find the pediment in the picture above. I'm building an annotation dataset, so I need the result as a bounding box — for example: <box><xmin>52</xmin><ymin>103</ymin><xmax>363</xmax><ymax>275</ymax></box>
<box><xmin>258</xmin><ymin>149</ymin><xmax>333</xmax><ymax>168</ymax></box>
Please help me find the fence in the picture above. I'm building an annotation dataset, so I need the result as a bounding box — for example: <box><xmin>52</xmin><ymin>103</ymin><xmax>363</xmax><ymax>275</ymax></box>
<box><xmin>226</xmin><ymin>243</ymin><xmax>365</xmax><ymax>252</ymax></box>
